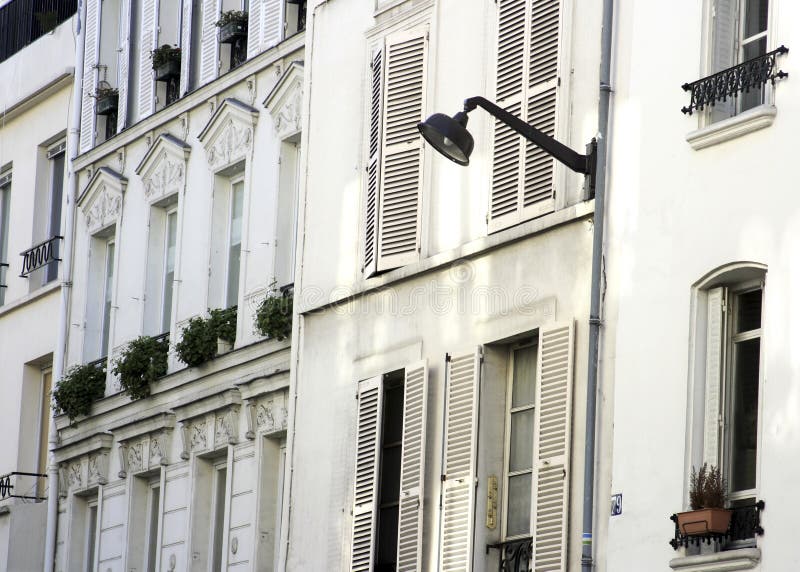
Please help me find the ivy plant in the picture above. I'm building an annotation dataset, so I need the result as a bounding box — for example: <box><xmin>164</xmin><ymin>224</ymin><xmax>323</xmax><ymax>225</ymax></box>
<box><xmin>210</xmin><ymin>306</ymin><xmax>237</xmax><ymax>344</ymax></box>
<box><xmin>254</xmin><ymin>289</ymin><xmax>293</xmax><ymax>341</ymax></box>
<box><xmin>150</xmin><ymin>44</ymin><xmax>181</xmax><ymax>69</ymax></box>
<box><xmin>112</xmin><ymin>335</ymin><xmax>169</xmax><ymax>400</ymax></box>
<box><xmin>52</xmin><ymin>362</ymin><xmax>107</xmax><ymax>423</ymax></box>
<box><xmin>215</xmin><ymin>10</ymin><xmax>248</xmax><ymax>27</ymax></box>
<box><xmin>175</xmin><ymin>307</ymin><xmax>238</xmax><ymax>367</ymax></box>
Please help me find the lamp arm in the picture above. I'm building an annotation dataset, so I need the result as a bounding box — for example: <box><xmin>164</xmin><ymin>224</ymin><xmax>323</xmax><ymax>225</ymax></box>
<box><xmin>464</xmin><ymin>96</ymin><xmax>592</xmax><ymax>175</ymax></box>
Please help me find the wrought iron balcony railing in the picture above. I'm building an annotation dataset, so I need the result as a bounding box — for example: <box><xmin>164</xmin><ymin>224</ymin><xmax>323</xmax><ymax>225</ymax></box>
<box><xmin>681</xmin><ymin>47</ymin><xmax>789</xmax><ymax>115</ymax></box>
<box><xmin>0</xmin><ymin>0</ymin><xmax>78</xmax><ymax>63</ymax></box>
<box><xmin>0</xmin><ymin>471</ymin><xmax>48</xmax><ymax>501</ymax></box>
<box><xmin>669</xmin><ymin>500</ymin><xmax>765</xmax><ymax>550</ymax></box>
<box><xmin>20</xmin><ymin>235</ymin><xmax>62</xmax><ymax>277</ymax></box>
<box><xmin>486</xmin><ymin>536</ymin><xmax>532</xmax><ymax>572</ymax></box>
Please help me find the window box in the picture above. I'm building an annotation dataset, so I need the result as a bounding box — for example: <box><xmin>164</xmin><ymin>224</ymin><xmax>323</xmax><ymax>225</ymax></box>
<box><xmin>95</xmin><ymin>92</ymin><xmax>118</xmax><ymax>116</ymax></box>
<box><xmin>676</xmin><ymin>508</ymin><xmax>732</xmax><ymax>536</ymax></box>
<box><xmin>154</xmin><ymin>58</ymin><xmax>181</xmax><ymax>82</ymax></box>
<box><xmin>219</xmin><ymin>20</ymin><xmax>247</xmax><ymax>44</ymax></box>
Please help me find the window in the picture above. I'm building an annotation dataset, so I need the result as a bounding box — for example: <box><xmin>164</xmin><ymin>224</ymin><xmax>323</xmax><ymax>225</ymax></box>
<box><xmin>285</xmin><ymin>0</ymin><xmax>306</xmax><ymax>36</ymax></box>
<box><xmin>0</xmin><ymin>168</ymin><xmax>10</xmax><ymax>305</ymax></box>
<box><xmin>145</xmin><ymin>479</ymin><xmax>161</xmax><ymax>572</ymax></box>
<box><xmin>36</xmin><ymin>368</ymin><xmax>52</xmax><ymax>498</ymax></box>
<box><xmin>275</xmin><ymin>138</ymin><xmax>300</xmax><ymax>288</ymax></box>
<box><xmin>226</xmin><ymin>180</ymin><xmax>244</xmax><ymax>309</ymax></box>
<box><xmin>161</xmin><ymin>209</ymin><xmax>178</xmax><ymax>333</ymax></box>
<box><xmin>155</xmin><ymin>0</ymin><xmax>181</xmax><ymax>109</ymax></box>
<box><xmin>101</xmin><ymin>240</ymin><xmax>116</xmax><ymax>356</ymax></box>
<box><xmin>84</xmin><ymin>497</ymin><xmax>99</xmax><ymax>572</ymax></box>
<box><xmin>256</xmin><ymin>436</ymin><xmax>286</xmax><ymax>571</ymax></box>
<box><xmin>44</xmin><ymin>142</ymin><xmax>66</xmax><ymax>284</ymax></box>
<box><xmin>363</xmin><ymin>28</ymin><xmax>428</xmax><ymax>277</ymax></box>
<box><xmin>97</xmin><ymin>0</ymin><xmax>123</xmax><ymax>142</ymax></box>
<box><xmin>211</xmin><ymin>461</ymin><xmax>228</xmax><ymax>570</ymax></box>
<box><xmin>376</xmin><ymin>372</ymin><xmax>403</xmax><ymax>570</ymax></box>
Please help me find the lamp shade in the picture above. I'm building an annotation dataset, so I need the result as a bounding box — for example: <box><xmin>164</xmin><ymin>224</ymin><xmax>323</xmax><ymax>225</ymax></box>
<box><xmin>417</xmin><ymin>111</ymin><xmax>474</xmax><ymax>166</ymax></box>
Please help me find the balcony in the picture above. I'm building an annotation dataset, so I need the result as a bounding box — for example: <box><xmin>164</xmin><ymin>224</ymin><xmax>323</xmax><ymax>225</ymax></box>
<box><xmin>0</xmin><ymin>0</ymin><xmax>78</xmax><ymax>63</ymax></box>
<box><xmin>669</xmin><ymin>500</ymin><xmax>765</xmax><ymax>550</ymax></box>
<box><xmin>19</xmin><ymin>234</ymin><xmax>61</xmax><ymax>277</ymax></box>
<box><xmin>681</xmin><ymin>47</ymin><xmax>788</xmax><ymax>115</ymax></box>
<box><xmin>486</xmin><ymin>537</ymin><xmax>532</xmax><ymax>572</ymax></box>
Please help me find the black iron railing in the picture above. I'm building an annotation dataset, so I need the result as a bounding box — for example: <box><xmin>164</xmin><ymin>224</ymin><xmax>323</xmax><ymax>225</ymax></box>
<box><xmin>86</xmin><ymin>355</ymin><xmax>108</xmax><ymax>373</ymax></box>
<box><xmin>0</xmin><ymin>471</ymin><xmax>48</xmax><ymax>501</ymax></box>
<box><xmin>487</xmin><ymin>537</ymin><xmax>532</xmax><ymax>572</ymax></box>
<box><xmin>681</xmin><ymin>47</ymin><xmax>788</xmax><ymax>115</ymax></box>
<box><xmin>20</xmin><ymin>235</ymin><xmax>62</xmax><ymax>277</ymax></box>
<box><xmin>0</xmin><ymin>0</ymin><xmax>78</xmax><ymax>63</ymax></box>
<box><xmin>669</xmin><ymin>500</ymin><xmax>765</xmax><ymax>550</ymax></box>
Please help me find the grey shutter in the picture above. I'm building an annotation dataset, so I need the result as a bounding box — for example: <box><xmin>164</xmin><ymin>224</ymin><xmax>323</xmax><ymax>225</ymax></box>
<box><xmin>351</xmin><ymin>376</ymin><xmax>383</xmax><ymax>571</ymax></box>
<box><xmin>703</xmin><ymin>287</ymin><xmax>726</xmax><ymax>466</ymax></box>
<box><xmin>261</xmin><ymin>0</ymin><xmax>283</xmax><ymax>50</ymax></box>
<box><xmin>363</xmin><ymin>48</ymin><xmax>383</xmax><ymax>278</ymax></box>
<box><xmin>199</xmin><ymin>0</ymin><xmax>220</xmax><ymax>85</ymax></box>
<box><xmin>397</xmin><ymin>361</ymin><xmax>428</xmax><ymax>571</ymax></box>
<box><xmin>138</xmin><ymin>0</ymin><xmax>158</xmax><ymax>119</ymax></box>
<box><xmin>80</xmin><ymin>0</ymin><xmax>100</xmax><ymax>152</ymax></box>
<box><xmin>532</xmin><ymin>322</ymin><xmax>574</xmax><ymax>571</ymax></box>
<box><xmin>377</xmin><ymin>29</ymin><xmax>426</xmax><ymax>272</ymax></box>
<box><xmin>116</xmin><ymin>0</ymin><xmax>133</xmax><ymax>131</ymax></box>
<box><xmin>711</xmin><ymin>0</ymin><xmax>737</xmax><ymax>121</ymax></box>
<box><xmin>179</xmin><ymin>0</ymin><xmax>193</xmax><ymax>95</ymax></box>
<box><xmin>439</xmin><ymin>350</ymin><xmax>481</xmax><ymax>572</ymax></box>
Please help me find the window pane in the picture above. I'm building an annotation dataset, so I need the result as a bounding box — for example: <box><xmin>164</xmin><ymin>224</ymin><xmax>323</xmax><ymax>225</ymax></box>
<box><xmin>730</xmin><ymin>338</ymin><xmax>760</xmax><ymax>492</ymax></box>
<box><xmin>161</xmin><ymin>212</ymin><xmax>177</xmax><ymax>333</ymax></box>
<box><xmin>509</xmin><ymin>409</ymin><xmax>534</xmax><ymax>473</ymax></box>
<box><xmin>382</xmin><ymin>383</ymin><xmax>404</xmax><ymax>445</ymax></box>
<box><xmin>737</xmin><ymin>289</ymin><xmax>762</xmax><ymax>333</ymax></box>
<box><xmin>375</xmin><ymin>505</ymin><xmax>398</xmax><ymax>571</ymax></box>
<box><xmin>512</xmin><ymin>346</ymin><xmax>537</xmax><ymax>408</ymax></box>
<box><xmin>147</xmin><ymin>485</ymin><xmax>161</xmax><ymax>572</ymax></box>
<box><xmin>226</xmin><ymin>183</ymin><xmax>244</xmax><ymax>308</ymax></box>
<box><xmin>212</xmin><ymin>467</ymin><xmax>227</xmax><ymax>571</ymax></box>
<box><xmin>0</xmin><ymin>184</ymin><xmax>8</xmax><ymax>306</ymax></box>
<box><xmin>101</xmin><ymin>242</ymin><xmax>115</xmax><ymax>355</ymax></box>
<box><xmin>506</xmin><ymin>473</ymin><xmax>532</xmax><ymax>537</ymax></box>
<box><xmin>86</xmin><ymin>505</ymin><xmax>98</xmax><ymax>572</ymax></box>
<box><xmin>379</xmin><ymin>446</ymin><xmax>401</xmax><ymax>503</ymax></box>
<box><xmin>743</xmin><ymin>0</ymin><xmax>768</xmax><ymax>39</ymax></box>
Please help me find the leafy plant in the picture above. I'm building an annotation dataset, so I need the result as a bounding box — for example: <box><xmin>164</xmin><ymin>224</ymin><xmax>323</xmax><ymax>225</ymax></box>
<box><xmin>151</xmin><ymin>44</ymin><xmax>181</xmax><ymax>69</ymax></box>
<box><xmin>92</xmin><ymin>86</ymin><xmax>119</xmax><ymax>100</ymax></box>
<box><xmin>112</xmin><ymin>336</ymin><xmax>169</xmax><ymax>400</ymax></box>
<box><xmin>52</xmin><ymin>362</ymin><xmax>107</xmax><ymax>423</ymax></box>
<box><xmin>210</xmin><ymin>306</ymin><xmax>237</xmax><ymax>344</ymax></box>
<box><xmin>175</xmin><ymin>307</ymin><xmax>238</xmax><ymax>367</ymax></box>
<box><xmin>215</xmin><ymin>10</ymin><xmax>249</xmax><ymax>27</ymax></box>
<box><xmin>689</xmin><ymin>463</ymin><xmax>727</xmax><ymax>510</ymax></box>
<box><xmin>254</xmin><ymin>288</ymin><xmax>293</xmax><ymax>341</ymax></box>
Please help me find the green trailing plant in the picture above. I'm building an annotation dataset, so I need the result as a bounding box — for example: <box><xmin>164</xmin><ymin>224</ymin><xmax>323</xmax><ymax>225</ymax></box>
<box><xmin>175</xmin><ymin>307</ymin><xmax>238</xmax><ymax>367</ymax></box>
<box><xmin>689</xmin><ymin>463</ymin><xmax>727</xmax><ymax>510</ymax></box>
<box><xmin>151</xmin><ymin>44</ymin><xmax>181</xmax><ymax>69</ymax></box>
<box><xmin>254</xmin><ymin>288</ymin><xmax>293</xmax><ymax>341</ymax></box>
<box><xmin>93</xmin><ymin>85</ymin><xmax>119</xmax><ymax>99</ymax></box>
<box><xmin>112</xmin><ymin>336</ymin><xmax>169</xmax><ymax>400</ymax></box>
<box><xmin>210</xmin><ymin>306</ymin><xmax>237</xmax><ymax>344</ymax></box>
<box><xmin>52</xmin><ymin>362</ymin><xmax>107</xmax><ymax>423</ymax></box>
<box><xmin>215</xmin><ymin>10</ymin><xmax>248</xmax><ymax>27</ymax></box>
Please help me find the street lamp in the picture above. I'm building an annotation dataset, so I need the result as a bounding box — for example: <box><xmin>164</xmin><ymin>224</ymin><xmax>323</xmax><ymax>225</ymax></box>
<box><xmin>418</xmin><ymin>96</ymin><xmax>597</xmax><ymax>194</ymax></box>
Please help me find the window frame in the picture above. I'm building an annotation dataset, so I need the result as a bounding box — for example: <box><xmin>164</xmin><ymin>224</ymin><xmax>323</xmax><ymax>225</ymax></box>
<box><xmin>160</xmin><ymin>207</ymin><xmax>178</xmax><ymax>334</ymax></box>
<box><xmin>84</xmin><ymin>497</ymin><xmax>99</xmax><ymax>572</ymax></box>
<box><xmin>100</xmin><ymin>238</ymin><xmax>116</xmax><ymax>357</ymax></box>
<box><xmin>36</xmin><ymin>367</ymin><xmax>53</xmax><ymax>497</ymax></box>
<box><xmin>0</xmin><ymin>170</ymin><xmax>11</xmax><ymax>305</ymax></box>
<box><xmin>210</xmin><ymin>458</ymin><xmax>229</xmax><ymax>571</ymax></box>
<box><xmin>225</xmin><ymin>176</ymin><xmax>245</xmax><ymax>309</ymax></box>
<box><xmin>44</xmin><ymin>141</ymin><xmax>66</xmax><ymax>285</ymax></box>
<box><xmin>144</xmin><ymin>476</ymin><xmax>162</xmax><ymax>572</ymax></box>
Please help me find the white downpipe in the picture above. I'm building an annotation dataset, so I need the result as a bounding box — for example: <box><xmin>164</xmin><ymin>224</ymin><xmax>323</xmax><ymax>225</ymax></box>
<box><xmin>43</xmin><ymin>1</ymin><xmax>86</xmax><ymax>570</ymax></box>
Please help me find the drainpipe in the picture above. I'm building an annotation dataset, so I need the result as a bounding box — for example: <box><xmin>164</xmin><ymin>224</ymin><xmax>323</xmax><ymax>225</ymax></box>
<box><xmin>581</xmin><ymin>0</ymin><xmax>614</xmax><ymax>570</ymax></box>
<box><xmin>44</xmin><ymin>1</ymin><xmax>85</xmax><ymax>570</ymax></box>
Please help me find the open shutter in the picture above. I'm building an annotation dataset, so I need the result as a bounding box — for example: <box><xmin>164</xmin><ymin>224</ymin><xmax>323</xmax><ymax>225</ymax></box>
<box><xmin>351</xmin><ymin>376</ymin><xmax>383</xmax><ymax>572</ymax></box>
<box><xmin>116</xmin><ymin>0</ymin><xmax>132</xmax><ymax>131</ymax></box>
<box><xmin>397</xmin><ymin>361</ymin><xmax>428</xmax><ymax>571</ymax></box>
<box><xmin>246</xmin><ymin>0</ymin><xmax>262</xmax><ymax>58</ymax></box>
<box><xmin>703</xmin><ymin>287</ymin><xmax>726</xmax><ymax>466</ymax></box>
<box><xmin>532</xmin><ymin>322</ymin><xmax>574</xmax><ymax>571</ymax></box>
<box><xmin>179</xmin><ymin>0</ymin><xmax>193</xmax><ymax>95</ymax></box>
<box><xmin>80</xmin><ymin>0</ymin><xmax>100</xmax><ymax>152</ymax></box>
<box><xmin>363</xmin><ymin>48</ymin><xmax>383</xmax><ymax>278</ymax></box>
<box><xmin>711</xmin><ymin>0</ymin><xmax>737</xmax><ymax>121</ymax></box>
<box><xmin>377</xmin><ymin>29</ymin><xmax>426</xmax><ymax>272</ymax></box>
<box><xmin>261</xmin><ymin>0</ymin><xmax>283</xmax><ymax>51</ymax></box>
<box><xmin>138</xmin><ymin>0</ymin><xmax>158</xmax><ymax>119</ymax></box>
<box><xmin>199</xmin><ymin>0</ymin><xmax>220</xmax><ymax>85</ymax></box>
<box><xmin>439</xmin><ymin>350</ymin><xmax>481</xmax><ymax>572</ymax></box>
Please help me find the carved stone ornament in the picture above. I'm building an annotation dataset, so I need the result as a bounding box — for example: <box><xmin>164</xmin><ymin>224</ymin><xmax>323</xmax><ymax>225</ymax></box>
<box><xmin>207</xmin><ymin>120</ymin><xmax>252</xmax><ymax>170</ymax></box>
<box><xmin>214</xmin><ymin>407</ymin><xmax>240</xmax><ymax>446</ymax></box>
<box><xmin>256</xmin><ymin>400</ymin><xmax>275</xmax><ymax>431</ymax></box>
<box><xmin>135</xmin><ymin>133</ymin><xmax>191</xmax><ymax>203</ymax></box>
<box><xmin>264</xmin><ymin>61</ymin><xmax>304</xmax><ymax>141</ymax></box>
<box><xmin>87</xmin><ymin>453</ymin><xmax>108</xmax><ymax>485</ymax></box>
<box><xmin>67</xmin><ymin>462</ymin><xmax>82</xmax><ymax>490</ymax></box>
<box><xmin>150</xmin><ymin>434</ymin><xmax>167</xmax><ymax>465</ymax></box>
<box><xmin>190</xmin><ymin>421</ymin><xmax>208</xmax><ymax>451</ymax></box>
<box><xmin>198</xmin><ymin>98</ymin><xmax>259</xmax><ymax>172</ymax></box>
<box><xmin>127</xmin><ymin>442</ymin><xmax>144</xmax><ymax>473</ymax></box>
<box><xmin>79</xmin><ymin>167</ymin><xmax>126</xmax><ymax>235</ymax></box>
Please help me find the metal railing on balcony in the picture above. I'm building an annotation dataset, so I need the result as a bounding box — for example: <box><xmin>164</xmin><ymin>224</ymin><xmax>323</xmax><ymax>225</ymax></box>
<box><xmin>669</xmin><ymin>500</ymin><xmax>765</xmax><ymax>550</ymax></box>
<box><xmin>0</xmin><ymin>0</ymin><xmax>78</xmax><ymax>63</ymax></box>
<box><xmin>486</xmin><ymin>537</ymin><xmax>533</xmax><ymax>572</ymax></box>
<box><xmin>20</xmin><ymin>235</ymin><xmax>61</xmax><ymax>277</ymax></box>
<box><xmin>0</xmin><ymin>471</ymin><xmax>48</xmax><ymax>501</ymax></box>
<box><xmin>681</xmin><ymin>46</ymin><xmax>789</xmax><ymax>115</ymax></box>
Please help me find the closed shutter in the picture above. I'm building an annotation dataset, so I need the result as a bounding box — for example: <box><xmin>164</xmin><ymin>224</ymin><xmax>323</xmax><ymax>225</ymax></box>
<box><xmin>490</xmin><ymin>0</ymin><xmax>561</xmax><ymax>233</ymax></box>
<box><xmin>199</xmin><ymin>0</ymin><xmax>220</xmax><ymax>85</ymax></box>
<box><xmin>376</xmin><ymin>29</ymin><xmax>427</xmax><ymax>272</ymax></box>
<box><xmin>363</xmin><ymin>48</ymin><xmax>383</xmax><ymax>278</ymax></box>
<box><xmin>711</xmin><ymin>0</ymin><xmax>737</xmax><ymax>121</ymax></box>
<box><xmin>703</xmin><ymin>288</ymin><xmax>726</xmax><ymax>466</ymax></box>
<box><xmin>351</xmin><ymin>376</ymin><xmax>383</xmax><ymax>572</ymax></box>
<box><xmin>116</xmin><ymin>0</ymin><xmax>132</xmax><ymax>131</ymax></box>
<box><xmin>439</xmin><ymin>350</ymin><xmax>481</xmax><ymax>572</ymax></box>
<box><xmin>80</xmin><ymin>0</ymin><xmax>100</xmax><ymax>152</ymax></box>
<box><xmin>397</xmin><ymin>361</ymin><xmax>428</xmax><ymax>571</ymax></box>
<box><xmin>138</xmin><ymin>0</ymin><xmax>158</xmax><ymax>119</ymax></box>
<box><xmin>532</xmin><ymin>322</ymin><xmax>574</xmax><ymax>571</ymax></box>
<box><xmin>261</xmin><ymin>0</ymin><xmax>283</xmax><ymax>51</ymax></box>
<box><xmin>246</xmin><ymin>0</ymin><xmax>262</xmax><ymax>58</ymax></box>
<box><xmin>179</xmin><ymin>0</ymin><xmax>193</xmax><ymax>95</ymax></box>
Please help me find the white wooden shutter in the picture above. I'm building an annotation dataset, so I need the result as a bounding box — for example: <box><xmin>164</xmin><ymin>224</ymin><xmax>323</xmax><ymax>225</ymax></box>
<box><xmin>116</xmin><ymin>0</ymin><xmax>132</xmax><ymax>132</ymax></box>
<box><xmin>351</xmin><ymin>376</ymin><xmax>383</xmax><ymax>572</ymax></box>
<box><xmin>246</xmin><ymin>0</ymin><xmax>262</xmax><ymax>58</ymax></box>
<box><xmin>397</xmin><ymin>361</ymin><xmax>428</xmax><ymax>572</ymax></box>
<box><xmin>138</xmin><ymin>0</ymin><xmax>158</xmax><ymax>118</ymax></box>
<box><xmin>490</xmin><ymin>0</ymin><xmax>561</xmax><ymax>233</ymax></box>
<box><xmin>179</xmin><ymin>0</ymin><xmax>193</xmax><ymax>95</ymax></box>
<box><xmin>439</xmin><ymin>350</ymin><xmax>481</xmax><ymax>572</ymax></box>
<box><xmin>199</xmin><ymin>0</ymin><xmax>220</xmax><ymax>85</ymax></box>
<box><xmin>532</xmin><ymin>322</ymin><xmax>574</xmax><ymax>571</ymax></box>
<box><xmin>711</xmin><ymin>0</ymin><xmax>737</xmax><ymax>121</ymax></box>
<box><xmin>363</xmin><ymin>48</ymin><xmax>383</xmax><ymax>278</ymax></box>
<box><xmin>80</xmin><ymin>0</ymin><xmax>100</xmax><ymax>152</ymax></box>
<box><xmin>261</xmin><ymin>0</ymin><xmax>284</xmax><ymax>51</ymax></box>
<box><xmin>377</xmin><ymin>29</ymin><xmax>426</xmax><ymax>272</ymax></box>
<box><xmin>703</xmin><ymin>287</ymin><xmax>726</xmax><ymax>466</ymax></box>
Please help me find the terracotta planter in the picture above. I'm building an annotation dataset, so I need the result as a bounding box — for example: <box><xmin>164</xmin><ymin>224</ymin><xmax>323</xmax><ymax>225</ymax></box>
<box><xmin>676</xmin><ymin>508</ymin><xmax>732</xmax><ymax>535</ymax></box>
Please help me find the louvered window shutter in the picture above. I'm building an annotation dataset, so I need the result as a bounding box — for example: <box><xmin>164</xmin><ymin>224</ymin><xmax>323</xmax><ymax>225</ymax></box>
<box><xmin>246</xmin><ymin>0</ymin><xmax>262</xmax><ymax>58</ymax></box>
<box><xmin>138</xmin><ymin>0</ymin><xmax>158</xmax><ymax>119</ymax></box>
<box><xmin>703</xmin><ymin>287</ymin><xmax>726</xmax><ymax>466</ymax></box>
<box><xmin>363</xmin><ymin>48</ymin><xmax>383</xmax><ymax>278</ymax></box>
<box><xmin>711</xmin><ymin>0</ymin><xmax>737</xmax><ymax>121</ymax></box>
<box><xmin>199</xmin><ymin>0</ymin><xmax>220</xmax><ymax>85</ymax></box>
<box><xmin>377</xmin><ymin>30</ymin><xmax>427</xmax><ymax>272</ymax></box>
<box><xmin>179</xmin><ymin>0</ymin><xmax>193</xmax><ymax>95</ymax></box>
<box><xmin>490</xmin><ymin>0</ymin><xmax>561</xmax><ymax>233</ymax></box>
<box><xmin>397</xmin><ymin>361</ymin><xmax>428</xmax><ymax>571</ymax></box>
<box><xmin>439</xmin><ymin>350</ymin><xmax>481</xmax><ymax>572</ymax></box>
<box><xmin>116</xmin><ymin>0</ymin><xmax>132</xmax><ymax>132</ymax></box>
<box><xmin>80</xmin><ymin>0</ymin><xmax>100</xmax><ymax>152</ymax></box>
<box><xmin>261</xmin><ymin>0</ymin><xmax>284</xmax><ymax>51</ymax></box>
<box><xmin>532</xmin><ymin>322</ymin><xmax>574</xmax><ymax>571</ymax></box>
<box><xmin>351</xmin><ymin>376</ymin><xmax>383</xmax><ymax>572</ymax></box>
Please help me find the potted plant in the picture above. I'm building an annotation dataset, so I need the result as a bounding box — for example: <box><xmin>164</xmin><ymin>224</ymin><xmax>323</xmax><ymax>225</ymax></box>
<box><xmin>175</xmin><ymin>307</ymin><xmax>238</xmax><ymax>367</ymax></box>
<box><xmin>210</xmin><ymin>306</ymin><xmax>237</xmax><ymax>355</ymax></box>
<box><xmin>93</xmin><ymin>83</ymin><xmax>119</xmax><ymax>116</ymax></box>
<box><xmin>151</xmin><ymin>44</ymin><xmax>181</xmax><ymax>81</ymax></box>
<box><xmin>111</xmin><ymin>335</ymin><xmax>169</xmax><ymax>400</ymax></box>
<box><xmin>676</xmin><ymin>464</ymin><xmax>732</xmax><ymax>535</ymax></box>
<box><xmin>216</xmin><ymin>10</ymin><xmax>248</xmax><ymax>44</ymax></box>
<box><xmin>52</xmin><ymin>361</ymin><xmax>107</xmax><ymax>424</ymax></box>
<box><xmin>254</xmin><ymin>286</ymin><xmax>293</xmax><ymax>341</ymax></box>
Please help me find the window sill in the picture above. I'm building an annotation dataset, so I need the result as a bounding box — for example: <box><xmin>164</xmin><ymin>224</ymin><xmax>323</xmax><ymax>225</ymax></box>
<box><xmin>669</xmin><ymin>547</ymin><xmax>761</xmax><ymax>572</ymax></box>
<box><xmin>686</xmin><ymin>106</ymin><xmax>776</xmax><ymax>150</ymax></box>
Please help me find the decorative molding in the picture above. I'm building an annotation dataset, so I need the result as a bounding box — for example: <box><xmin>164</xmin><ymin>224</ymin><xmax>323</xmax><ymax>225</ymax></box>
<box><xmin>150</xmin><ymin>432</ymin><xmax>168</xmax><ymax>466</ymax></box>
<box><xmin>87</xmin><ymin>452</ymin><xmax>109</xmax><ymax>486</ymax></box>
<box><xmin>135</xmin><ymin>133</ymin><xmax>191</xmax><ymax>203</ymax></box>
<box><xmin>245</xmin><ymin>388</ymin><xmax>289</xmax><ymax>437</ymax></box>
<box><xmin>67</xmin><ymin>462</ymin><xmax>82</xmax><ymax>489</ymax></box>
<box><xmin>117</xmin><ymin>443</ymin><xmax>128</xmax><ymax>478</ymax></box>
<box><xmin>669</xmin><ymin>547</ymin><xmax>761</xmax><ymax>571</ymax></box>
<box><xmin>214</xmin><ymin>406</ymin><xmax>240</xmax><ymax>446</ymax></box>
<box><xmin>263</xmin><ymin>61</ymin><xmax>304</xmax><ymax>140</ymax></box>
<box><xmin>127</xmin><ymin>442</ymin><xmax>144</xmax><ymax>474</ymax></box>
<box><xmin>686</xmin><ymin>105</ymin><xmax>776</xmax><ymax>150</ymax></box>
<box><xmin>190</xmin><ymin>420</ymin><xmax>208</xmax><ymax>451</ymax></box>
<box><xmin>198</xmin><ymin>98</ymin><xmax>258</xmax><ymax>172</ymax></box>
<box><xmin>79</xmin><ymin>167</ymin><xmax>127</xmax><ymax>235</ymax></box>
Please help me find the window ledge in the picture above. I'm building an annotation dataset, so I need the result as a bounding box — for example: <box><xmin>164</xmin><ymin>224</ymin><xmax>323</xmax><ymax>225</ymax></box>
<box><xmin>686</xmin><ymin>106</ymin><xmax>776</xmax><ymax>150</ymax></box>
<box><xmin>669</xmin><ymin>548</ymin><xmax>761</xmax><ymax>572</ymax></box>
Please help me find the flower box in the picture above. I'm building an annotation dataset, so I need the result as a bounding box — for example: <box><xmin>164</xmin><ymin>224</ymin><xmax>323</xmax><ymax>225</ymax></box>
<box><xmin>154</xmin><ymin>58</ymin><xmax>181</xmax><ymax>82</ymax></box>
<box><xmin>96</xmin><ymin>92</ymin><xmax>118</xmax><ymax>116</ymax></box>
<box><xmin>676</xmin><ymin>508</ymin><xmax>732</xmax><ymax>536</ymax></box>
<box><xmin>219</xmin><ymin>20</ymin><xmax>248</xmax><ymax>44</ymax></box>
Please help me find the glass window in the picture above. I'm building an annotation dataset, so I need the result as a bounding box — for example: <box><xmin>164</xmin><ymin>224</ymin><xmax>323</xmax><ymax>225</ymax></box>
<box><xmin>146</xmin><ymin>481</ymin><xmax>161</xmax><ymax>572</ymax></box>
<box><xmin>101</xmin><ymin>240</ymin><xmax>116</xmax><ymax>356</ymax></box>
<box><xmin>37</xmin><ymin>369</ymin><xmax>52</xmax><ymax>498</ymax></box>
<box><xmin>161</xmin><ymin>210</ymin><xmax>178</xmax><ymax>333</ymax></box>
<box><xmin>0</xmin><ymin>175</ymin><xmax>10</xmax><ymax>306</ymax></box>
<box><xmin>45</xmin><ymin>149</ymin><xmax>65</xmax><ymax>283</ymax></box>
<box><xmin>85</xmin><ymin>500</ymin><xmax>98</xmax><ymax>572</ymax></box>
<box><xmin>211</xmin><ymin>464</ymin><xmax>228</xmax><ymax>570</ymax></box>
<box><xmin>226</xmin><ymin>181</ymin><xmax>244</xmax><ymax>309</ymax></box>
<box><xmin>375</xmin><ymin>371</ymin><xmax>404</xmax><ymax>571</ymax></box>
